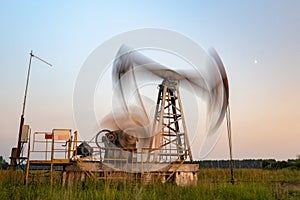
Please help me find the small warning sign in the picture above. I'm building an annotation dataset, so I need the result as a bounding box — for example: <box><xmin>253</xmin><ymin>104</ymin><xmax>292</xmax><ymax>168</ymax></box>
<box><xmin>45</xmin><ymin>132</ymin><xmax>52</xmax><ymax>139</ymax></box>
<box><xmin>53</xmin><ymin>129</ymin><xmax>71</xmax><ymax>140</ymax></box>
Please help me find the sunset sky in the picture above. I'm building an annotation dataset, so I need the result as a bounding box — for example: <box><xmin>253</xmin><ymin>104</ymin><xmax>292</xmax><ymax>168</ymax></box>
<box><xmin>0</xmin><ymin>1</ymin><xmax>299</xmax><ymax>161</ymax></box>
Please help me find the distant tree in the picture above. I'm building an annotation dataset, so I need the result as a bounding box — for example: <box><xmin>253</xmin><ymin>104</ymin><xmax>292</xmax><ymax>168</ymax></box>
<box><xmin>262</xmin><ymin>159</ymin><xmax>276</xmax><ymax>169</ymax></box>
<box><xmin>274</xmin><ymin>161</ymin><xmax>289</xmax><ymax>169</ymax></box>
<box><xmin>295</xmin><ymin>160</ymin><xmax>300</xmax><ymax>168</ymax></box>
<box><xmin>0</xmin><ymin>156</ymin><xmax>9</xmax><ymax>170</ymax></box>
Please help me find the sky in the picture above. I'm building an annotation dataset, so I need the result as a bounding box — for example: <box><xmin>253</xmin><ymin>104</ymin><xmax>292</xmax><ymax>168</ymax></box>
<box><xmin>0</xmin><ymin>1</ymin><xmax>299</xmax><ymax>161</ymax></box>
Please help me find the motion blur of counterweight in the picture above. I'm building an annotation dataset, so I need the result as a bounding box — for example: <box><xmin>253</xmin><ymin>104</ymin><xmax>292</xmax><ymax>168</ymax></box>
<box><xmin>99</xmin><ymin>45</ymin><xmax>229</xmax><ymax>165</ymax></box>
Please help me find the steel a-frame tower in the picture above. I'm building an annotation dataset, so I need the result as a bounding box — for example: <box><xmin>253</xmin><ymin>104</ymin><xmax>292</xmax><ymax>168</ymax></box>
<box><xmin>150</xmin><ymin>78</ymin><xmax>193</xmax><ymax>162</ymax></box>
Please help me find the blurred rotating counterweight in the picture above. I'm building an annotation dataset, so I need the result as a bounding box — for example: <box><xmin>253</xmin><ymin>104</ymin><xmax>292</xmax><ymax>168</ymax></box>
<box><xmin>96</xmin><ymin>45</ymin><xmax>229</xmax><ymax>170</ymax></box>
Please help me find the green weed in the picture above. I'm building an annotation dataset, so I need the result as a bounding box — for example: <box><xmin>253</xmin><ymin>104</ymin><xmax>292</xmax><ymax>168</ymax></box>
<box><xmin>0</xmin><ymin>169</ymin><xmax>299</xmax><ymax>200</ymax></box>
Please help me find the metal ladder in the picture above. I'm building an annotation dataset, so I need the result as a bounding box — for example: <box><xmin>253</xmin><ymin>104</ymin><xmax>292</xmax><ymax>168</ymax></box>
<box><xmin>76</xmin><ymin>158</ymin><xmax>97</xmax><ymax>180</ymax></box>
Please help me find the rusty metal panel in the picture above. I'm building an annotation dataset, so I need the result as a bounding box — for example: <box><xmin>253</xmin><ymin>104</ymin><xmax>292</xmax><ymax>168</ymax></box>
<box><xmin>52</xmin><ymin>129</ymin><xmax>71</xmax><ymax>140</ymax></box>
<box><xmin>21</xmin><ymin>125</ymin><xmax>30</xmax><ymax>142</ymax></box>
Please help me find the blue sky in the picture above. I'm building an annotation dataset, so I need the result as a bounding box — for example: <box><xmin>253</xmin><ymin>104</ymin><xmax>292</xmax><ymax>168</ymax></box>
<box><xmin>0</xmin><ymin>1</ymin><xmax>299</xmax><ymax>161</ymax></box>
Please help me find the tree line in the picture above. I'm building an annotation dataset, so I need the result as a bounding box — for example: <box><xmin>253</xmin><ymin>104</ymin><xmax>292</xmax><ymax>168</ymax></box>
<box><xmin>0</xmin><ymin>156</ymin><xmax>8</xmax><ymax>170</ymax></box>
<box><xmin>1</xmin><ymin>155</ymin><xmax>300</xmax><ymax>170</ymax></box>
<box><xmin>191</xmin><ymin>159</ymin><xmax>300</xmax><ymax>170</ymax></box>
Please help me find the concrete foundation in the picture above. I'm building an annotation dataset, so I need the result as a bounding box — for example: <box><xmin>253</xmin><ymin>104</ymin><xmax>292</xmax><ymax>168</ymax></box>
<box><xmin>62</xmin><ymin>161</ymin><xmax>198</xmax><ymax>186</ymax></box>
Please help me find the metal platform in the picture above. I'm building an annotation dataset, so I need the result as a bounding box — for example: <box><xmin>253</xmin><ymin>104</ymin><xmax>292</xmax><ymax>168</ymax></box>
<box><xmin>23</xmin><ymin>129</ymin><xmax>198</xmax><ymax>186</ymax></box>
<box><xmin>62</xmin><ymin>161</ymin><xmax>198</xmax><ymax>186</ymax></box>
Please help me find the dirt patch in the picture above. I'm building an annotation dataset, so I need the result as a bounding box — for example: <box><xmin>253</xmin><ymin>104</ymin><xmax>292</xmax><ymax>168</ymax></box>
<box><xmin>281</xmin><ymin>182</ymin><xmax>300</xmax><ymax>191</ymax></box>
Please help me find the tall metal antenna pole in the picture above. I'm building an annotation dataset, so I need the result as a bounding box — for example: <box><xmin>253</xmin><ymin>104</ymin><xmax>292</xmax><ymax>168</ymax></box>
<box><xmin>16</xmin><ymin>50</ymin><xmax>52</xmax><ymax>159</ymax></box>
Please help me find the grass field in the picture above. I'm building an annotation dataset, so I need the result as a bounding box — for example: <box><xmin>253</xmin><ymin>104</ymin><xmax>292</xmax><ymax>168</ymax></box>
<box><xmin>0</xmin><ymin>169</ymin><xmax>300</xmax><ymax>200</ymax></box>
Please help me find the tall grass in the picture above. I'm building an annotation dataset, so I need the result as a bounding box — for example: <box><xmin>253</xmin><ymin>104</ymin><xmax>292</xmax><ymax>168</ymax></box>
<box><xmin>0</xmin><ymin>169</ymin><xmax>299</xmax><ymax>200</ymax></box>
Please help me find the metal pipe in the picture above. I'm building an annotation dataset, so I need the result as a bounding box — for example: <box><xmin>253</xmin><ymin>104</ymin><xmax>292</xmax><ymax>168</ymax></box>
<box><xmin>16</xmin><ymin>51</ymin><xmax>52</xmax><ymax>161</ymax></box>
<box><xmin>226</xmin><ymin>105</ymin><xmax>234</xmax><ymax>184</ymax></box>
<box><xmin>16</xmin><ymin>51</ymin><xmax>34</xmax><ymax>158</ymax></box>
